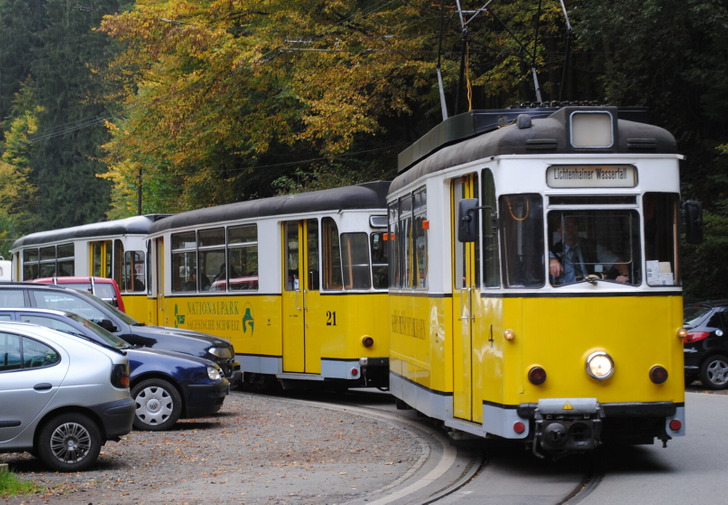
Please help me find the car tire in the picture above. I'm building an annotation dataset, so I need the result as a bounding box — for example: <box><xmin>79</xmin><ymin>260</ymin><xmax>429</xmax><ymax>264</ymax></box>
<box><xmin>699</xmin><ymin>354</ymin><xmax>728</xmax><ymax>390</ymax></box>
<box><xmin>132</xmin><ymin>378</ymin><xmax>182</xmax><ymax>431</ymax></box>
<box><xmin>36</xmin><ymin>412</ymin><xmax>102</xmax><ymax>472</ymax></box>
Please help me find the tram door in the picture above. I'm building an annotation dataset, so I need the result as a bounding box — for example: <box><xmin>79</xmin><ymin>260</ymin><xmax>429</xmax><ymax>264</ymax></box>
<box><xmin>282</xmin><ymin>219</ymin><xmax>319</xmax><ymax>374</ymax></box>
<box><xmin>452</xmin><ymin>174</ymin><xmax>479</xmax><ymax>421</ymax></box>
<box><xmin>152</xmin><ymin>237</ymin><xmax>163</xmax><ymax>326</ymax></box>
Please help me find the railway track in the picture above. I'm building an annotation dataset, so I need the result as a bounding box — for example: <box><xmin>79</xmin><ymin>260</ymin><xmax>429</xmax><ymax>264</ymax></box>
<box><xmin>307</xmin><ymin>388</ymin><xmax>604</xmax><ymax>505</ymax></box>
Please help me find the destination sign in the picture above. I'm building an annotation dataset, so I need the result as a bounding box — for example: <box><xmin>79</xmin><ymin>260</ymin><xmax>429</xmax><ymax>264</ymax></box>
<box><xmin>546</xmin><ymin>165</ymin><xmax>637</xmax><ymax>188</ymax></box>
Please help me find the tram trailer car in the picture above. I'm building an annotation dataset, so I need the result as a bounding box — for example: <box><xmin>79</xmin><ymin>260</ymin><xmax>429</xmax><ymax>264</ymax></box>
<box><xmin>10</xmin><ymin>214</ymin><xmax>170</xmax><ymax>321</ymax></box>
<box><xmin>387</xmin><ymin>106</ymin><xmax>701</xmax><ymax>457</ymax></box>
<box><xmin>146</xmin><ymin>181</ymin><xmax>391</xmax><ymax>390</ymax></box>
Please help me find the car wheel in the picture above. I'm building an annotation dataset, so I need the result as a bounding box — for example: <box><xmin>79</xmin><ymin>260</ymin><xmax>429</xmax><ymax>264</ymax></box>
<box><xmin>132</xmin><ymin>378</ymin><xmax>182</xmax><ymax>431</ymax></box>
<box><xmin>36</xmin><ymin>413</ymin><xmax>102</xmax><ymax>472</ymax></box>
<box><xmin>699</xmin><ymin>354</ymin><xmax>728</xmax><ymax>390</ymax></box>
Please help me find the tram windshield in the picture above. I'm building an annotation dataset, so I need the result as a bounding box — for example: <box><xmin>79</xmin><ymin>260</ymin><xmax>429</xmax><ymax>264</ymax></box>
<box><xmin>546</xmin><ymin>210</ymin><xmax>640</xmax><ymax>286</ymax></box>
<box><xmin>497</xmin><ymin>193</ymin><xmax>679</xmax><ymax>288</ymax></box>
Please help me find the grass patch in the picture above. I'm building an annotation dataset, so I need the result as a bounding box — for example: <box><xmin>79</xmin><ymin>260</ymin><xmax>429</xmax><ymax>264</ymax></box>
<box><xmin>0</xmin><ymin>465</ymin><xmax>44</xmax><ymax>497</ymax></box>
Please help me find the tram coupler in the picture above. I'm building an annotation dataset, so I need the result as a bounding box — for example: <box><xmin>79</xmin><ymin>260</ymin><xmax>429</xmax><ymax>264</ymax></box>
<box><xmin>532</xmin><ymin>398</ymin><xmax>603</xmax><ymax>458</ymax></box>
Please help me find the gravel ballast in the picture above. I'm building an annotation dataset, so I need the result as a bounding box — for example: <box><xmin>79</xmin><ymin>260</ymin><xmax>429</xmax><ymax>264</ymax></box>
<box><xmin>1</xmin><ymin>391</ymin><xmax>425</xmax><ymax>505</ymax></box>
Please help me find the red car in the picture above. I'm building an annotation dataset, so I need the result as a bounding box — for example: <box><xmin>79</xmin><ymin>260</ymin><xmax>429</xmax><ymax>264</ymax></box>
<box><xmin>33</xmin><ymin>276</ymin><xmax>126</xmax><ymax>313</ymax></box>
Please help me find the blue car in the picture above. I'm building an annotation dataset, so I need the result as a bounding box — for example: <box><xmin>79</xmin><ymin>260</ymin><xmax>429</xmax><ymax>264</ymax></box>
<box><xmin>0</xmin><ymin>308</ymin><xmax>229</xmax><ymax>431</ymax></box>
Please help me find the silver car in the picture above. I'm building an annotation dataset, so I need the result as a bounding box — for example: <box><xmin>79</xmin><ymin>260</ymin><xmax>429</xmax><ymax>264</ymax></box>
<box><xmin>0</xmin><ymin>321</ymin><xmax>135</xmax><ymax>471</ymax></box>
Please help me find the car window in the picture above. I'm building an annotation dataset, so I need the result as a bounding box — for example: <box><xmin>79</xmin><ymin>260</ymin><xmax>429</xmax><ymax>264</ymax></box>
<box><xmin>30</xmin><ymin>291</ymin><xmax>108</xmax><ymax>324</ymax></box>
<box><xmin>95</xmin><ymin>284</ymin><xmax>115</xmax><ymax>299</ymax></box>
<box><xmin>21</xmin><ymin>315</ymin><xmax>78</xmax><ymax>335</ymax></box>
<box><xmin>0</xmin><ymin>289</ymin><xmax>25</xmax><ymax>307</ymax></box>
<box><xmin>22</xmin><ymin>336</ymin><xmax>60</xmax><ymax>368</ymax></box>
<box><xmin>0</xmin><ymin>331</ymin><xmax>59</xmax><ymax>371</ymax></box>
<box><xmin>707</xmin><ymin>311</ymin><xmax>727</xmax><ymax>329</ymax></box>
<box><xmin>0</xmin><ymin>331</ymin><xmax>22</xmax><ymax>371</ymax></box>
<box><xmin>0</xmin><ymin>315</ymin><xmax>12</xmax><ymax>321</ymax></box>
<box><xmin>684</xmin><ymin>306</ymin><xmax>712</xmax><ymax>327</ymax></box>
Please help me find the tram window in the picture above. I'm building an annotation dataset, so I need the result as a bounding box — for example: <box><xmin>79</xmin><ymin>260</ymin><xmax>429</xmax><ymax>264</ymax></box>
<box><xmin>643</xmin><ymin>193</ymin><xmax>679</xmax><ymax>286</ymax></box>
<box><xmin>500</xmin><ymin>194</ymin><xmax>544</xmax><ymax>288</ymax></box>
<box><xmin>547</xmin><ymin>210</ymin><xmax>640</xmax><ymax>286</ymax></box>
<box><xmin>307</xmin><ymin>219</ymin><xmax>319</xmax><ymax>291</ymax></box>
<box><xmin>371</xmin><ymin>232</ymin><xmax>388</xmax><ymax>289</ymax></box>
<box><xmin>482</xmin><ymin>171</ymin><xmax>499</xmax><ymax>287</ymax></box>
<box><xmin>200</xmin><ymin>228</ymin><xmax>226</xmax><ymax>291</ymax></box>
<box><xmin>171</xmin><ymin>231</ymin><xmax>197</xmax><ymax>292</ymax></box>
<box><xmin>322</xmin><ymin>217</ymin><xmax>343</xmax><ymax>290</ymax></box>
<box><xmin>228</xmin><ymin>225</ymin><xmax>258</xmax><ymax>291</ymax></box>
<box><xmin>341</xmin><ymin>233</ymin><xmax>371</xmax><ymax>289</ymax></box>
<box><xmin>123</xmin><ymin>251</ymin><xmax>145</xmax><ymax>292</ymax></box>
<box><xmin>40</xmin><ymin>246</ymin><xmax>56</xmax><ymax>277</ymax></box>
<box><xmin>23</xmin><ymin>249</ymin><xmax>39</xmax><ymax>280</ymax></box>
<box><xmin>56</xmin><ymin>243</ymin><xmax>74</xmax><ymax>276</ymax></box>
<box><xmin>413</xmin><ymin>189</ymin><xmax>428</xmax><ymax>289</ymax></box>
<box><xmin>387</xmin><ymin>201</ymin><xmax>400</xmax><ymax>289</ymax></box>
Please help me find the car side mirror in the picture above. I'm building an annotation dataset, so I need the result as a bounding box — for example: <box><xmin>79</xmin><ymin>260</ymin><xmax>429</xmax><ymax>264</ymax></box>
<box><xmin>98</xmin><ymin>319</ymin><xmax>118</xmax><ymax>332</ymax></box>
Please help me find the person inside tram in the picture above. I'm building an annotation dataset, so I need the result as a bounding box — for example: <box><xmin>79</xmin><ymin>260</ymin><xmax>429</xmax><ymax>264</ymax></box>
<box><xmin>549</xmin><ymin>216</ymin><xmax>630</xmax><ymax>284</ymax></box>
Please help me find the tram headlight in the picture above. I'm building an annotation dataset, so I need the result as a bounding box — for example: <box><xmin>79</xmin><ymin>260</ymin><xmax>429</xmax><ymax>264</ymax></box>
<box><xmin>361</xmin><ymin>335</ymin><xmax>374</xmax><ymax>348</ymax></box>
<box><xmin>585</xmin><ymin>351</ymin><xmax>614</xmax><ymax>380</ymax></box>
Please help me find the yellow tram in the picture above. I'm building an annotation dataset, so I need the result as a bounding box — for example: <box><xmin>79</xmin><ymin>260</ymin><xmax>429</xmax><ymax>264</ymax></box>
<box><xmin>146</xmin><ymin>181</ymin><xmax>391</xmax><ymax>390</ymax></box>
<box><xmin>387</xmin><ymin>106</ymin><xmax>701</xmax><ymax>456</ymax></box>
<box><xmin>9</xmin><ymin>214</ymin><xmax>169</xmax><ymax>320</ymax></box>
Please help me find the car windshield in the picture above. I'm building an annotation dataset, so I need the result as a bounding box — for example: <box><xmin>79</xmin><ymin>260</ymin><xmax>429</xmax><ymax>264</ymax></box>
<box><xmin>64</xmin><ymin>312</ymin><xmax>132</xmax><ymax>349</ymax></box>
<box><xmin>684</xmin><ymin>305</ymin><xmax>713</xmax><ymax>328</ymax></box>
<box><xmin>38</xmin><ymin>287</ymin><xmax>140</xmax><ymax>326</ymax></box>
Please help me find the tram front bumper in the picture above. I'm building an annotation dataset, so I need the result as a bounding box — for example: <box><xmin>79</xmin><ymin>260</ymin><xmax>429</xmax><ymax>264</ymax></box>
<box><xmin>531</xmin><ymin>398</ymin><xmax>602</xmax><ymax>454</ymax></box>
<box><xmin>518</xmin><ymin>399</ymin><xmax>682</xmax><ymax>456</ymax></box>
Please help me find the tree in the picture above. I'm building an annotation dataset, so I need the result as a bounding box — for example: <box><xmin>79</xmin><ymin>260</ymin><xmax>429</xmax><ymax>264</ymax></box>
<box><xmin>0</xmin><ymin>80</ymin><xmax>42</xmax><ymax>256</ymax></box>
<box><xmin>98</xmin><ymin>0</ymin><xmax>574</xmax><ymax>214</ymax></box>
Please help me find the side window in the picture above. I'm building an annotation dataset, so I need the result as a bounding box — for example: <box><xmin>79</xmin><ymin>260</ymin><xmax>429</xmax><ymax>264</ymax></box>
<box><xmin>200</xmin><ymin>228</ymin><xmax>226</xmax><ymax>291</ymax></box>
<box><xmin>124</xmin><ymin>251</ymin><xmax>146</xmax><ymax>292</ymax></box>
<box><xmin>413</xmin><ymin>188</ymin><xmax>428</xmax><ymax>289</ymax></box>
<box><xmin>371</xmin><ymin>231</ymin><xmax>388</xmax><ymax>289</ymax></box>
<box><xmin>500</xmin><ymin>194</ymin><xmax>544</xmax><ymax>287</ymax></box>
<box><xmin>0</xmin><ymin>331</ymin><xmax>59</xmax><ymax>371</ymax></box>
<box><xmin>643</xmin><ymin>193</ymin><xmax>679</xmax><ymax>286</ymax></box>
<box><xmin>23</xmin><ymin>248</ymin><xmax>40</xmax><ymax>280</ymax></box>
<box><xmin>228</xmin><ymin>225</ymin><xmax>259</xmax><ymax>291</ymax></box>
<box><xmin>22</xmin><ymin>336</ymin><xmax>60</xmax><ymax>369</ymax></box>
<box><xmin>322</xmin><ymin>217</ymin><xmax>343</xmax><ymax>290</ymax></box>
<box><xmin>341</xmin><ymin>233</ymin><xmax>371</xmax><ymax>290</ymax></box>
<box><xmin>0</xmin><ymin>290</ymin><xmax>25</xmax><ymax>307</ymax></box>
<box><xmin>171</xmin><ymin>232</ymin><xmax>197</xmax><ymax>292</ymax></box>
<box><xmin>0</xmin><ymin>331</ymin><xmax>22</xmax><ymax>371</ymax></box>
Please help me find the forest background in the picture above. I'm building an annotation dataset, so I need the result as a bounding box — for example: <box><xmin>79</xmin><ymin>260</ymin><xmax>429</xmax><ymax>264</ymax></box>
<box><xmin>0</xmin><ymin>0</ymin><xmax>726</xmax><ymax>298</ymax></box>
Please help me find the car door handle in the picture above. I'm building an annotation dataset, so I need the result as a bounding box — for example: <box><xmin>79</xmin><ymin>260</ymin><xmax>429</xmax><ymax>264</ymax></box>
<box><xmin>33</xmin><ymin>383</ymin><xmax>52</xmax><ymax>391</ymax></box>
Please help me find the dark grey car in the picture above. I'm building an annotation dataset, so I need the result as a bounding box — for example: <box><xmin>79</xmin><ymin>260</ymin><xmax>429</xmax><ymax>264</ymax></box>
<box><xmin>0</xmin><ymin>282</ymin><xmax>242</xmax><ymax>386</ymax></box>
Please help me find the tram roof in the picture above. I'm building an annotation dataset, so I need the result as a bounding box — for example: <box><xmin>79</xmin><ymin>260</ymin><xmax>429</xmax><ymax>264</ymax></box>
<box><xmin>11</xmin><ymin>214</ymin><xmax>171</xmax><ymax>249</ymax></box>
<box><xmin>392</xmin><ymin>106</ymin><xmax>678</xmax><ymax>192</ymax></box>
<box><xmin>148</xmin><ymin>181</ymin><xmax>391</xmax><ymax>233</ymax></box>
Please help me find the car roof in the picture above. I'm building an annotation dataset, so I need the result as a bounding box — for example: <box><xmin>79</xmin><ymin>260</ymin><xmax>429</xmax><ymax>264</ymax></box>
<box><xmin>0</xmin><ymin>307</ymin><xmax>76</xmax><ymax>317</ymax></box>
<box><xmin>34</xmin><ymin>276</ymin><xmax>117</xmax><ymax>284</ymax></box>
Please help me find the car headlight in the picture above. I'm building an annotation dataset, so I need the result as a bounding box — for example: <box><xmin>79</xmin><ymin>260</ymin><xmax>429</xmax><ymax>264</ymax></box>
<box><xmin>208</xmin><ymin>346</ymin><xmax>233</xmax><ymax>359</ymax></box>
<box><xmin>586</xmin><ymin>351</ymin><xmax>614</xmax><ymax>380</ymax></box>
<box><xmin>207</xmin><ymin>365</ymin><xmax>223</xmax><ymax>381</ymax></box>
